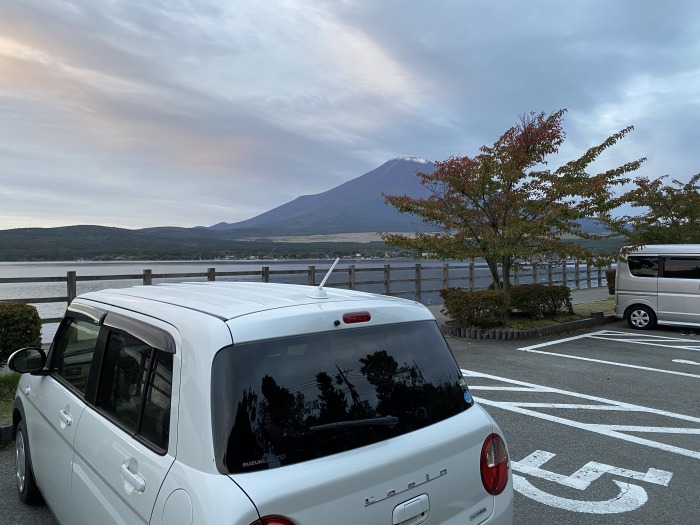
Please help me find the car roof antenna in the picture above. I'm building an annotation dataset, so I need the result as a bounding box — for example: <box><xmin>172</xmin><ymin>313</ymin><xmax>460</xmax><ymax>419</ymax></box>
<box><xmin>307</xmin><ymin>258</ymin><xmax>340</xmax><ymax>299</ymax></box>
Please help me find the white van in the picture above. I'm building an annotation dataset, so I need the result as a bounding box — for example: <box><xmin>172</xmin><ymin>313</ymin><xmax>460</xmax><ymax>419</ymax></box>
<box><xmin>615</xmin><ymin>244</ymin><xmax>700</xmax><ymax>329</ymax></box>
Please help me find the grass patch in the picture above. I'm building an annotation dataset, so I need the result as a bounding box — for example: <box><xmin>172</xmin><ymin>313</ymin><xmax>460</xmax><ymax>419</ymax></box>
<box><xmin>506</xmin><ymin>313</ymin><xmax>581</xmax><ymax>330</ymax></box>
<box><xmin>572</xmin><ymin>296</ymin><xmax>615</xmax><ymax>316</ymax></box>
<box><xmin>0</xmin><ymin>372</ymin><xmax>20</xmax><ymax>426</ymax></box>
<box><xmin>507</xmin><ymin>297</ymin><xmax>614</xmax><ymax>330</ymax></box>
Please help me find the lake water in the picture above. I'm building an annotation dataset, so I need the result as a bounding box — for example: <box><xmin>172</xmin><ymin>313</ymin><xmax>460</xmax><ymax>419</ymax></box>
<box><xmin>1</xmin><ymin>259</ymin><xmax>489</xmax><ymax>342</ymax></box>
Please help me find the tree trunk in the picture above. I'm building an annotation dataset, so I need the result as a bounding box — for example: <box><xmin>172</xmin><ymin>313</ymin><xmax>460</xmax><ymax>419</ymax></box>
<box><xmin>485</xmin><ymin>259</ymin><xmax>503</xmax><ymax>290</ymax></box>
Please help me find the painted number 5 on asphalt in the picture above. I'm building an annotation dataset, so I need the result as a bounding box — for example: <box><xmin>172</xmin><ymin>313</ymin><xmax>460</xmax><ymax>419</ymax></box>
<box><xmin>512</xmin><ymin>450</ymin><xmax>673</xmax><ymax>514</ymax></box>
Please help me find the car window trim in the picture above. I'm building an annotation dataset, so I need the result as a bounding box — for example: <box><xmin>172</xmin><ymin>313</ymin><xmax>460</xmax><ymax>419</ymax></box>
<box><xmin>103</xmin><ymin>312</ymin><xmax>176</xmax><ymax>354</ymax></box>
<box><xmin>47</xmin><ymin>308</ymin><xmax>108</xmax><ymax>400</ymax></box>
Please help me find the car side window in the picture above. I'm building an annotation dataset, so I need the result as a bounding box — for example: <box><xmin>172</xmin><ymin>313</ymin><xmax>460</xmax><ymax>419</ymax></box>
<box><xmin>96</xmin><ymin>330</ymin><xmax>173</xmax><ymax>452</ymax></box>
<box><xmin>628</xmin><ymin>256</ymin><xmax>658</xmax><ymax>277</ymax></box>
<box><xmin>52</xmin><ymin>317</ymin><xmax>101</xmax><ymax>396</ymax></box>
<box><xmin>662</xmin><ymin>257</ymin><xmax>700</xmax><ymax>279</ymax></box>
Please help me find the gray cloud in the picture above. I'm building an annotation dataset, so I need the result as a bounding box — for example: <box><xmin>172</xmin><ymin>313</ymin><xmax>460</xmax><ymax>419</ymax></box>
<box><xmin>1</xmin><ymin>0</ymin><xmax>698</xmax><ymax>229</ymax></box>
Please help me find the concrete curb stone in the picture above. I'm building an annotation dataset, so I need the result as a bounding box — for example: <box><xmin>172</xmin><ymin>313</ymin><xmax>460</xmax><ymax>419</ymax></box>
<box><xmin>440</xmin><ymin>313</ymin><xmax>617</xmax><ymax>341</ymax></box>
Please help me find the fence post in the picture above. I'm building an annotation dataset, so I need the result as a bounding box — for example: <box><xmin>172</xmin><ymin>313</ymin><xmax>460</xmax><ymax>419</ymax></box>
<box><xmin>143</xmin><ymin>269</ymin><xmax>152</xmax><ymax>286</ymax></box>
<box><xmin>547</xmin><ymin>262</ymin><xmax>553</xmax><ymax>285</ymax></box>
<box><xmin>349</xmin><ymin>265</ymin><xmax>356</xmax><ymax>290</ymax></box>
<box><xmin>575</xmin><ymin>260</ymin><xmax>580</xmax><ymax>289</ymax></box>
<box><xmin>262</xmin><ymin>267</ymin><xmax>270</xmax><ymax>283</ymax></box>
<box><xmin>415</xmin><ymin>263</ymin><xmax>422</xmax><ymax>302</ymax></box>
<box><xmin>586</xmin><ymin>263</ymin><xmax>592</xmax><ymax>289</ymax></box>
<box><xmin>384</xmin><ymin>264</ymin><xmax>391</xmax><ymax>295</ymax></box>
<box><xmin>67</xmin><ymin>271</ymin><xmax>77</xmax><ymax>304</ymax></box>
<box><xmin>308</xmin><ymin>266</ymin><xmax>316</xmax><ymax>286</ymax></box>
<box><xmin>443</xmin><ymin>263</ymin><xmax>449</xmax><ymax>290</ymax></box>
<box><xmin>469</xmin><ymin>259</ymin><xmax>475</xmax><ymax>290</ymax></box>
<box><xmin>562</xmin><ymin>260</ymin><xmax>568</xmax><ymax>286</ymax></box>
<box><xmin>207</xmin><ymin>268</ymin><xmax>216</xmax><ymax>281</ymax></box>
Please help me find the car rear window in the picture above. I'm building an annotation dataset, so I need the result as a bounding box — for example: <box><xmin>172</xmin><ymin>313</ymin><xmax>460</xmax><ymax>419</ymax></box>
<box><xmin>211</xmin><ymin>320</ymin><xmax>472</xmax><ymax>474</ymax></box>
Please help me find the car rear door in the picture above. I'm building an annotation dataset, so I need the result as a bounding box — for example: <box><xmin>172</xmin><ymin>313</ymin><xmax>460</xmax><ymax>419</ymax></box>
<box><xmin>234</xmin><ymin>407</ymin><xmax>501</xmax><ymax>524</ymax></box>
<box><xmin>71</xmin><ymin>311</ymin><xmax>180</xmax><ymax>525</ymax></box>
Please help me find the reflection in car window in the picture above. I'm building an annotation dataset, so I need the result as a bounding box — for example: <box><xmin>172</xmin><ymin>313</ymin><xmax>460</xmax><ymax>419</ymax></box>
<box><xmin>52</xmin><ymin>318</ymin><xmax>100</xmax><ymax>396</ymax></box>
<box><xmin>211</xmin><ymin>321</ymin><xmax>471</xmax><ymax>474</ymax></box>
<box><xmin>662</xmin><ymin>257</ymin><xmax>700</xmax><ymax>279</ymax></box>
<box><xmin>628</xmin><ymin>256</ymin><xmax>658</xmax><ymax>277</ymax></box>
<box><xmin>96</xmin><ymin>331</ymin><xmax>173</xmax><ymax>451</ymax></box>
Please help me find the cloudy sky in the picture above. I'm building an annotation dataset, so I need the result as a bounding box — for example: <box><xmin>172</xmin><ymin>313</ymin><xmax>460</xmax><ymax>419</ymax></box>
<box><xmin>1</xmin><ymin>0</ymin><xmax>698</xmax><ymax>230</ymax></box>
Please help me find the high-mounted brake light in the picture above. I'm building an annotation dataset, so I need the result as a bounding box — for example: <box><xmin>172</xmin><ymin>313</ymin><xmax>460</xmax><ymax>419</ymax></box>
<box><xmin>250</xmin><ymin>515</ymin><xmax>295</xmax><ymax>525</ymax></box>
<box><xmin>342</xmin><ymin>311</ymin><xmax>371</xmax><ymax>324</ymax></box>
<box><xmin>480</xmin><ymin>433</ymin><xmax>509</xmax><ymax>495</ymax></box>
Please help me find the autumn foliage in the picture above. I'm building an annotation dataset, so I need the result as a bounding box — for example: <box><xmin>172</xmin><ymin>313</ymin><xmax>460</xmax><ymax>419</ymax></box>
<box><xmin>609</xmin><ymin>173</ymin><xmax>700</xmax><ymax>244</ymax></box>
<box><xmin>382</xmin><ymin>109</ymin><xmax>646</xmax><ymax>289</ymax></box>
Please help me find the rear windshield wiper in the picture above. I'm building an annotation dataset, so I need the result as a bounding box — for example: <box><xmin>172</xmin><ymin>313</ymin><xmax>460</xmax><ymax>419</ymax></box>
<box><xmin>309</xmin><ymin>416</ymin><xmax>399</xmax><ymax>431</ymax></box>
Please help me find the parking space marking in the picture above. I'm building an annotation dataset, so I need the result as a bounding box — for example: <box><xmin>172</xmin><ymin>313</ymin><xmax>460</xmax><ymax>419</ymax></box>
<box><xmin>674</xmin><ymin>359</ymin><xmax>700</xmax><ymax>366</ymax></box>
<box><xmin>517</xmin><ymin>349</ymin><xmax>700</xmax><ymax>379</ymax></box>
<box><xmin>511</xmin><ymin>449</ymin><xmax>673</xmax><ymax>514</ymax></box>
<box><xmin>517</xmin><ymin>330</ymin><xmax>700</xmax><ymax>378</ymax></box>
<box><xmin>521</xmin><ymin>330</ymin><xmax>700</xmax><ymax>353</ymax></box>
<box><xmin>461</xmin><ymin>369</ymin><xmax>700</xmax><ymax>460</ymax></box>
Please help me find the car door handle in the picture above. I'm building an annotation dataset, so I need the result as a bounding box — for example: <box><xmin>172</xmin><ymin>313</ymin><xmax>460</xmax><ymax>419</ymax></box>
<box><xmin>121</xmin><ymin>460</ymin><xmax>146</xmax><ymax>494</ymax></box>
<box><xmin>58</xmin><ymin>408</ymin><xmax>73</xmax><ymax>428</ymax></box>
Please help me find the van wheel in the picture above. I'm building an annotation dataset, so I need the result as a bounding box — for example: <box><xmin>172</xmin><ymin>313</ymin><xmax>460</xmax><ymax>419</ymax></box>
<box><xmin>627</xmin><ymin>305</ymin><xmax>657</xmax><ymax>330</ymax></box>
<box><xmin>16</xmin><ymin>420</ymin><xmax>44</xmax><ymax>505</ymax></box>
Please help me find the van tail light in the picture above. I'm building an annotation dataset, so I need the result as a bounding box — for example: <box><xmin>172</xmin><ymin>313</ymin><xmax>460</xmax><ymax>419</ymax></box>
<box><xmin>250</xmin><ymin>516</ymin><xmax>295</xmax><ymax>525</ymax></box>
<box><xmin>480</xmin><ymin>433</ymin><xmax>509</xmax><ymax>495</ymax></box>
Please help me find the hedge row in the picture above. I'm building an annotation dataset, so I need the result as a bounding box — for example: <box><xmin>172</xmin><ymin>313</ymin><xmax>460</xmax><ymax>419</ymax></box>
<box><xmin>440</xmin><ymin>284</ymin><xmax>574</xmax><ymax>328</ymax></box>
<box><xmin>0</xmin><ymin>303</ymin><xmax>42</xmax><ymax>365</ymax></box>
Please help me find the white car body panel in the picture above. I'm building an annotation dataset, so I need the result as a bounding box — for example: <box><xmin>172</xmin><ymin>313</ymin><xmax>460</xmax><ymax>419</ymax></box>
<box><xmin>18</xmin><ymin>375</ymin><xmax>87</xmax><ymax>524</ymax></box>
<box><xmin>12</xmin><ymin>282</ymin><xmax>513</xmax><ymax>525</ymax></box>
<box><xmin>233</xmin><ymin>406</ymin><xmax>511</xmax><ymax>524</ymax></box>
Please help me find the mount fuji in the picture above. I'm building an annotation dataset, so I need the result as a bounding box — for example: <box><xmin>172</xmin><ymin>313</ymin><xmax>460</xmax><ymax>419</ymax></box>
<box><xmin>207</xmin><ymin>157</ymin><xmax>436</xmax><ymax>236</ymax></box>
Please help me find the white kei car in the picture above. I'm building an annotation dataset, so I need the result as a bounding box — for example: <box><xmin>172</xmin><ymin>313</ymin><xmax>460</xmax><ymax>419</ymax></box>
<box><xmin>10</xmin><ymin>281</ymin><xmax>513</xmax><ymax>525</ymax></box>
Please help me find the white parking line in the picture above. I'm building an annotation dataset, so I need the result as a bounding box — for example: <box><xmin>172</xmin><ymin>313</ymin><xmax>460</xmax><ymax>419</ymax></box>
<box><xmin>520</xmin><ymin>329</ymin><xmax>700</xmax><ymax>352</ymax></box>
<box><xmin>674</xmin><ymin>359</ymin><xmax>700</xmax><ymax>366</ymax></box>
<box><xmin>517</xmin><ymin>330</ymin><xmax>700</xmax><ymax>377</ymax></box>
<box><xmin>518</xmin><ymin>349</ymin><xmax>700</xmax><ymax>379</ymax></box>
<box><xmin>461</xmin><ymin>369</ymin><xmax>700</xmax><ymax>460</ymax></box>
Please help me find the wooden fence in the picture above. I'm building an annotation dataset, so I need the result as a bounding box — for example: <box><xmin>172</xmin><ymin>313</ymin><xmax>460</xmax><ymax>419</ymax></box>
<box><xmin>0</xmin><ymin>260</ymin><xmax>609</xmax><ymax>326</ymax></box>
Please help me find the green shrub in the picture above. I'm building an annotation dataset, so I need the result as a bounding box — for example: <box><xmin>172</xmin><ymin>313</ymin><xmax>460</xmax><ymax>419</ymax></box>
<box><xmin>440</xmin><ymin>288</ymin><xmax>510</xmax><ymax>328</ymax></box>
<box><xmin>509</xmin><ymin>284</ymin><xmax>573</xmax><ymax>318</ymax></box>
<box><xmin>605</xmin><ymin>268</ymin><xmax>616</xmax><ymax>295</ymax></box>
<box><xmin>0</xmin><ymin>303</ymin><xmax>42</xmax><ymax>365</ymax></box>
<box><xmin>0</xmin><ymin>372</ymin><xmax>21</xmax><ymax>425</ymax></box>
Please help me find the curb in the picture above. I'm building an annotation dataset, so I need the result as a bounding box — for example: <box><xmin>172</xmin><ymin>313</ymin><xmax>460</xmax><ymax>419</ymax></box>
<box><xmin>440</xmin><ymin>313</ymin><xmax>617</xmax><ymax>341</ymax></box>
<box><xmin>0</xmin><ymin>423</ymin><xmax>12</xmax><ymax>446</ymax></box>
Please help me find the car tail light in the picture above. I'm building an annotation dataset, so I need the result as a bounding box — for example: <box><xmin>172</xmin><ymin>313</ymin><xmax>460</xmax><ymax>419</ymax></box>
<box><xmin>342</xmin><ymin>311</ymin><xmax>371</xmax><ymax>324</ymax></box>
<box><xmin>250</xmin><ymin>516</ymin><xmax>295</xmax><ymax>525</ymax></box>
<box><xmin>480</xmin><ymin>433</ymin><xmax>509</xmax><ymax>495</ymax></box>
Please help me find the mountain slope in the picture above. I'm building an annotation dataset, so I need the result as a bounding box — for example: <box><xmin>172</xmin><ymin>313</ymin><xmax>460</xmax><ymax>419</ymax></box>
<box><xmin>209</xmin><ymin>157</ymin><xmax>436</xmax><ymax>235</ymax></box>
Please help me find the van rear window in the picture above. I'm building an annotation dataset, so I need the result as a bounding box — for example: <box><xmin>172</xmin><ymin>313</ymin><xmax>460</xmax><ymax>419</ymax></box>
<box><xmin>211</xmin><ymin>321</ymin><xmax>471</xmax><ymax>474</ymax></box>
<box><xmin>628</xmin><ymin>256</ymin><xmax>658</xmax><ymax>277</ymax></box>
